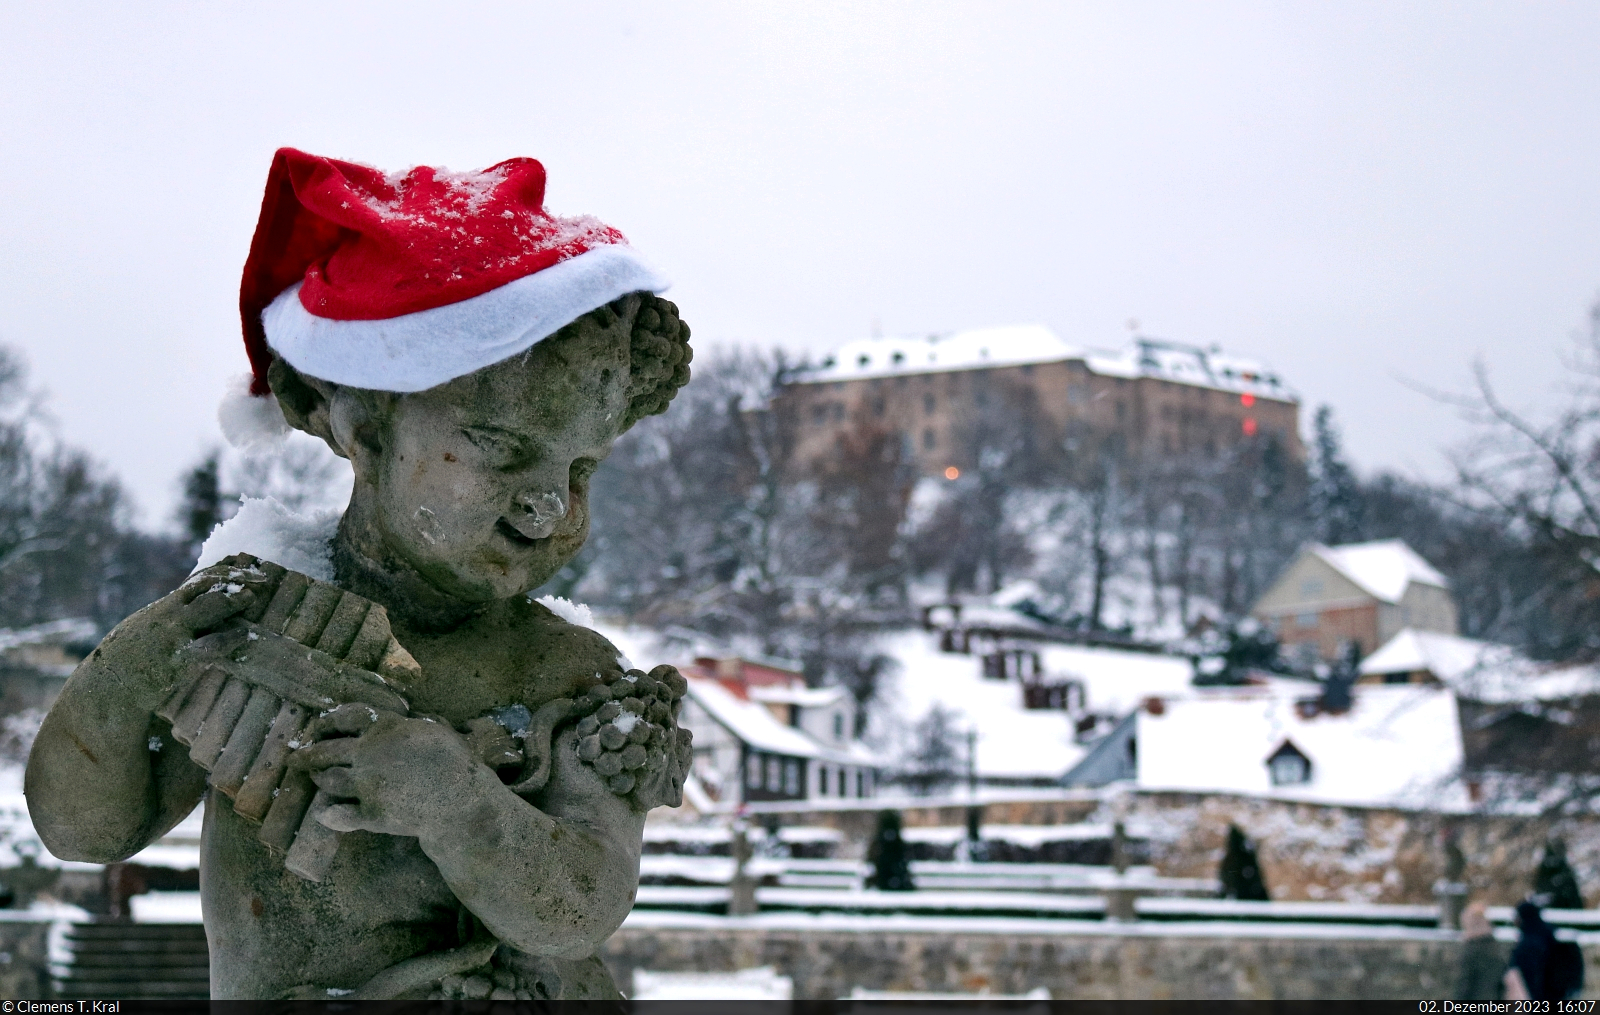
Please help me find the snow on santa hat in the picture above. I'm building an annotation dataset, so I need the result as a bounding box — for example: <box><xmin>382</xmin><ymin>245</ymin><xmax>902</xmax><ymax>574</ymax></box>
<box><xmin>239</xmin><ymin>147</ymin><xmax>670</xmax><ymax>398</ymax></box>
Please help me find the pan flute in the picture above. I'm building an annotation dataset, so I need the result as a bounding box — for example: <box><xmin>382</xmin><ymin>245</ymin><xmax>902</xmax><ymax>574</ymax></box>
<box><xmin>158</xmin><ymin>553</ymin><xmax>420</xmax><ymax>882</ymax></box>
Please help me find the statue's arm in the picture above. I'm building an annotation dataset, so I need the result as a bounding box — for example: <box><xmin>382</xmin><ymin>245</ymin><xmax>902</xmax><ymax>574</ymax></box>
<box><xmin>422</xmin><ymin>726</ymin><xmax>645</xmax><ymax>957</ymax></box>
<box><xmin>24</xmin><ymin>576</ymin><xmax>255</xmax><ymax>862</ymax></box>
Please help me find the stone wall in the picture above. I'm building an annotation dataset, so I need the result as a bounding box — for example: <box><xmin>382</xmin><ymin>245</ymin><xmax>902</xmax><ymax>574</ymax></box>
<box><xmin>746</xmin><ymin>791</ymin><xmax>1600</xmax><ymax>906</ymax></box>
<box><xmin>0</xmin><ymin>918</ymin><xmax>53</xmax><ymax>999</ymax></box>
<box><xmin>606</xmin><ymin>918</ymin><xmax>1599</xmax><ymax>1000</ymax></box>
<box><xmin>1128</xmin><ymin>792</ymin><xmax>1600</xmax><ymax>907</ymax></box>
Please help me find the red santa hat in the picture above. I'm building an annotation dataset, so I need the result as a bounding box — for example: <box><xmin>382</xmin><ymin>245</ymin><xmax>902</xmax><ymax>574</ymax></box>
<box><xmin>237</xmin><ymin>147</ymin><xmax>669</xmax><ymax>399</ymax></box>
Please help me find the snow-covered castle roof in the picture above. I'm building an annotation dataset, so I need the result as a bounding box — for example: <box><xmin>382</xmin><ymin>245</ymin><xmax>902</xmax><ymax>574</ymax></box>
<box><xmin>789</xmin><ymin>325</ymin><xmax>1295</xmax><ymax>401</ymax></box>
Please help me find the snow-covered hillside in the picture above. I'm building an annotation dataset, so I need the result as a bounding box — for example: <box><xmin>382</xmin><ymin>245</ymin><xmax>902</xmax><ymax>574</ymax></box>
<box><xmin>868</xmin><ymin>629</ymin><xmax>1195</xmax><ymax>783</ymax></box>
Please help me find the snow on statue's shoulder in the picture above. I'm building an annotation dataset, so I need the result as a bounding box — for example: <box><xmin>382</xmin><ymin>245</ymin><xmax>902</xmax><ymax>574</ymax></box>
<box><xmin>194</xmin><ymin>496</ymin><xmax>339</xmax><ymax>581</ymax></box>
<box><xmin>534</xmin><ymin>594</ymin><xmax>594</xmax><ymax>629</ymax></box>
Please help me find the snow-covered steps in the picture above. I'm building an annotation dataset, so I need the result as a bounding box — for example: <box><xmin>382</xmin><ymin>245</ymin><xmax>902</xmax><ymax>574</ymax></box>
<box><xmin>58</xmin><ymin>922</ymin><xmax>209</xmax><ymax>1000</ymax></box>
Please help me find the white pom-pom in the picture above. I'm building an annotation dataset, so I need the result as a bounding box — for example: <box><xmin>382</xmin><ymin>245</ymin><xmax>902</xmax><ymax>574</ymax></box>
<box><xmin>218</xmin><ymin>375</ymin><xmax>291</xmax><ymax>451</ymax></box>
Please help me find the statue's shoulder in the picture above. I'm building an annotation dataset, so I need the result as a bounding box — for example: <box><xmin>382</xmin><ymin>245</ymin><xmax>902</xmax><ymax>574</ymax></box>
<box><xmin>509</xmin><ymin>597</ymin><xmax>628</xmax><ymax>700</ymax></box>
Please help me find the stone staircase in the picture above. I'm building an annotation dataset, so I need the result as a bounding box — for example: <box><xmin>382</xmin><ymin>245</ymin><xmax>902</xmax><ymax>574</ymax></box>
<box><xmin>59</xmin><ymin>922</ymin><xmax>209</xmax><ymax>999</ymax></box>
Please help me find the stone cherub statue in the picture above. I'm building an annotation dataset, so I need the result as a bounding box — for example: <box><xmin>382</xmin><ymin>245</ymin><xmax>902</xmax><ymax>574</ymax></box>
<box><xmin>24</xmin><ymin>149</ymin><xmax>692</xmax><ymax>1000</ymax></box>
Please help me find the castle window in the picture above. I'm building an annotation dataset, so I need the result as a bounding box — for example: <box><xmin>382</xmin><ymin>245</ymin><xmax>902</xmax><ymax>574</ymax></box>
<box><xmin>766</xmin><ymin>756</ymin><xmax>781</xmax><ymax>791</ymax></box>
<box><xmin>923</xmin><ymin>429</ymin><xmax>936</xmax><ymax>450</ymax></box>
<box><xmin>783</xmin><ymin>760</ymin><xmax>800</xmax><ymax>795</ymax></box>
<box><xmin>746</xmin><ymin>754</ymin><xmax>762</xmax><ymax>789</ymax></box>
<box><xmin>924</xmin><ymin>394</ymin><xmax>936</xmax><ymax>414</ymax></box>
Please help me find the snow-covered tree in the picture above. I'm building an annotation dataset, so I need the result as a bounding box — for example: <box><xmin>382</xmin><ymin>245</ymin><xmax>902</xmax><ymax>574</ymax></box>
<box><xmin>1308</xmin><ymin>405</ymin><xmax>1366</xmax><ymax>545</ymax></box>
<box><xmin>1218</xmin><ymin>824</ymin><xmax>1270</xmax><ymax>900</ymax></box>
<box><xmin>1534</xmin><ymin>838</ymin><xmax>1584</xmax><ymax>909</ymax></box>
<box><xmin>867</xmin><ymin>810</ymin><xmax>914</xmax><ymax>892</ymax></box>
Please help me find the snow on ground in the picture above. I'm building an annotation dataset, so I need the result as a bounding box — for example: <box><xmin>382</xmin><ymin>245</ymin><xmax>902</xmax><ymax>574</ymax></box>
<box><xmin>871</xmin><ymin>630</ymin><xmax>1081</xmax><ymax>781</ymax></box>
<box><xmin>870</xmin><ymin>629</ymin><xmax>1196</xmax><ymax>782</ymax></box>
<box><xmin>131</xmin><ymin>891</ymin><xmax>203</xmax><ymax>923</ymax></box>
<box><xmin>1034</xmin><ymin>644</ymin><xmax>1194</xmax><ymax>716</ymax></box>
<box><xmin>632</xmin><ymin>965</ymin><xmax>793</xmax><ymax>1000</ymax></box>
<box><xmin>620</xmin><ymin>907</ymin><xmax>1488</xmax><ymax>942</ymax></box>
<box><xmin>600</xmin><ymin>619</ymin><xmax>1203</xmax><ymax>784</ymax></box>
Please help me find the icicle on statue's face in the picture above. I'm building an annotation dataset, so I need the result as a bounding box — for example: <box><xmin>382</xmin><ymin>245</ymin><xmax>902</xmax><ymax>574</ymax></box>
<box><xmin>366</xmin><ymin>316</ymin><xmax>632</xmax><ymax>602</ymax></box>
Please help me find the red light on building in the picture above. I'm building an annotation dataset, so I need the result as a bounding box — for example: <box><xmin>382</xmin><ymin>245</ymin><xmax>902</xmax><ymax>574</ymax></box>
<box><xmin>1240</xmin><ymin>393</ymin><xmax>1256</xmax><ymax>407</ymax></box>
<box><xmin>944</xmin><ymin>466</ymin><xmax>960</xmax><ymax>480</ymax></box>
<box><xmin>1242</xmin><ymin>417</ymin><xmax>1258</xmax><ymax>436</ymax></box>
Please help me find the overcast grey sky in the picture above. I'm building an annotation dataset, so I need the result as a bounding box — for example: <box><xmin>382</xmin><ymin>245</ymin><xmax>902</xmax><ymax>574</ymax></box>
<box><xmin>3</xmin><ymin>2</ymin><xmax>1598</xmax><ymax>529</ymax></box>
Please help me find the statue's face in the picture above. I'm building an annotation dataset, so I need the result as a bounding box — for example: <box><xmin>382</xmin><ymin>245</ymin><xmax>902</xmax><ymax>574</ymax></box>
<box><xmin>364</xmin><ymin>315</ymin><xmax>632</xmax><ymax>602</ymax></box>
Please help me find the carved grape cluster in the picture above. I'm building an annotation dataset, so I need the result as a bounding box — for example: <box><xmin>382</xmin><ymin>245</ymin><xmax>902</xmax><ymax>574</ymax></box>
<box><xmin>569</xmin><ymin>664</ymin><xmax>692</xmax><ymax>811</ymax></box>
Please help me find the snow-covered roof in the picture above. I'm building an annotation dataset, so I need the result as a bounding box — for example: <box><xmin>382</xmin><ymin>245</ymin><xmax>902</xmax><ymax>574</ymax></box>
<box><xmin>1361</xmin><ymin>630</ymin><xmax>1517</xmax><ymax>682</ymax></box>
<box><xmin>1135</xmin><ymin>685</ymin><xmax>1466</xmax><ymax>809</ymax></box>
<box><xmin>788</xmin><ymin>326</ymin><xmax>1294</xmax><ymax>401</ymax></box>
<box><xmin>1312</xmin><ymin>540</ymin><xmax>1449</xmax><ymax>603</ymax></box>
<box><xmin>1084</xmin><ymin>342</ymin><xmax>1293</xmax><ymax>400</ymax></box>
<box><xmin>1361</xmin><ymin>628</ymin><xmax>1600</xmax><ymax>704</ymax></box>
<box><xmin>796</xmin><ymin>325</ymin><xmax>1078</xmax><ymax>381</ymax></box>
<box><xmin>748</xmin><ymin>685</ymin><xmax>848</xmax><ymax>708</ymax></box>
<box><xmin>684</xmin><ymin>677</ymin><xmax>877</xmax><ymax>766</ymax></box>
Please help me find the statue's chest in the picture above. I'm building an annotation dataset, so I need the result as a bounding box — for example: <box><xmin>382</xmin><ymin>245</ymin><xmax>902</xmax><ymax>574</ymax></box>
<box><xmin>396</xmin><ymin>619</ymin><xmax>615</xmax><ymax>723</ymax></box>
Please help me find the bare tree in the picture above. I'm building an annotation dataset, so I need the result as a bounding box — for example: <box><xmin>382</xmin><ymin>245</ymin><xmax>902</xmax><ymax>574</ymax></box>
<box><xmin>0</xmin><ymin>344</ymin><xmax>189</xmax><ymax>632</ymax></box>
<box><xmin>1442</xmin><ymin>299</ymin><xmax>1600</xmax><ymax>660</ymax></box>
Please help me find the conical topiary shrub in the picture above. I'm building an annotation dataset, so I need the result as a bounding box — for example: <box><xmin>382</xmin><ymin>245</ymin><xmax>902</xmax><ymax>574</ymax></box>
<box><xmin>868</xmin><ymin>810</ymin><xmax>915</xmax><ymax>892</ymax></box>
<box><xmin>1218</xmin><ymin>824</ymin><xmax>1269</xmax><ymax>901</ymax></box>
<box><xmin>1535</xmin><ymin>837</ymin><xmax>1584</xmax><ymax>909</ymax></box>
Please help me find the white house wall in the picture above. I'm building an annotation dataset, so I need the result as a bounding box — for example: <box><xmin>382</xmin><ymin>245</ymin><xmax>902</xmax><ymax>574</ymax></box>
<box><xmin>678</xmin><ymin>696</ymin><xmax>748</xmax><ymax>805</ymax></box>
<box><xmin>796</xmin><ymin>699</ymin><xmax>854</xmax><ymax>749</ymax></box>
<box><xmin>1392</xmin><ymin>583</ymin><xmax>1458</xmax><ymax>640</ymax></box>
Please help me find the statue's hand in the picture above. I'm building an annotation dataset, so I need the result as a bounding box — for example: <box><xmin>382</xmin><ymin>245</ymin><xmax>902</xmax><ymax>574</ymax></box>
<box><xmin>93</xmin><ymin>559</ymin><xmax>268</xmax><ymax>709</ymax></box>
<box><xmin>287</xmin><ymin>705</ymin><xmax>482</xmax><ymax>838</ymax></box>
<box><xmin>568</xmin><ymin>665</ymin><xmax>693</xmax><ymax>812</ymax></box>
